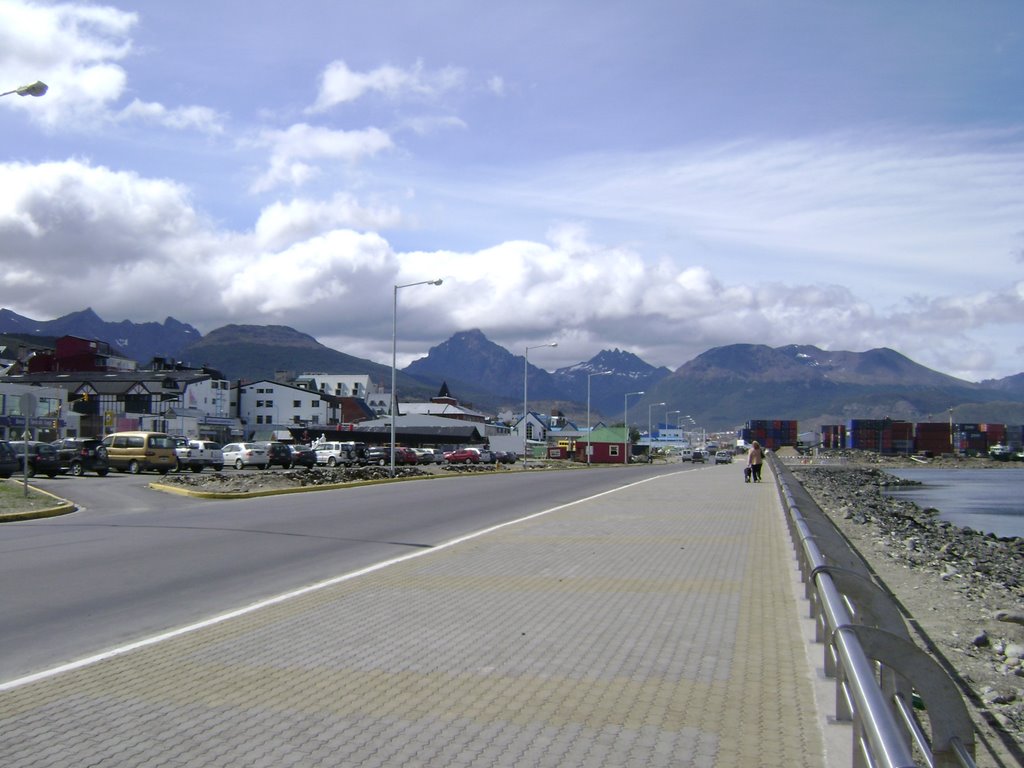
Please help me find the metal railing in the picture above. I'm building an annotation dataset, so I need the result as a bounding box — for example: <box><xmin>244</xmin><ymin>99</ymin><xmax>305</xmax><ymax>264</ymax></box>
<box><xmin>769</xmin><ymin>455</ymin><xmax>976</xmax><ymax>768</ymax></box>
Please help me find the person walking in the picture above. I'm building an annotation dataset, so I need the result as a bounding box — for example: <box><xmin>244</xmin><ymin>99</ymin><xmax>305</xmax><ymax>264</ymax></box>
<box><xmin>747</xmin><ymin>440</ymin><xmax>765</xmax><ymax>482</ymax></box>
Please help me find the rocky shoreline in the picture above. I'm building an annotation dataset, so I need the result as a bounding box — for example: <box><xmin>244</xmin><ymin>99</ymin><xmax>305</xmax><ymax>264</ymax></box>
<box><xmin>789</xmin><ymin>463</ymin><xmax>1023</xmax><ymax>761</ymax></box>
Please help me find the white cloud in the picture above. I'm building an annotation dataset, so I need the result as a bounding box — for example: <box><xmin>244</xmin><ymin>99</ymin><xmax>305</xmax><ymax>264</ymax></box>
<box><xmin>117</xmin><ymin>98</ymin><xmax>225</xmax><ymax>134</ymax></box>
<box><xmin>308</xmin><ymin>59</ymin><xmax>467</xmax><ymax>113</ymax></box>
<box><xmin>400</xmin><ymin>115</ymin><xmax>467</xmax><ymax>136</ymax></box>
<box><xmin>249</xmin><ymin>123</ymin><xmax>394</xmax><ymax>193</ymax></box>
<box><xmin>254</xmin><ymin>194</ymin><xmax>403</xmax><ymax>250</ymax></box>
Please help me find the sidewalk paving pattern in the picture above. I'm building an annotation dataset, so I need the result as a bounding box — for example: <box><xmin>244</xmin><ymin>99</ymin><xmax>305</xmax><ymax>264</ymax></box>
<box><xmin>0</xmin><ymin>463</ymin><xmax>827</xmax><ymax>767</ymax></box>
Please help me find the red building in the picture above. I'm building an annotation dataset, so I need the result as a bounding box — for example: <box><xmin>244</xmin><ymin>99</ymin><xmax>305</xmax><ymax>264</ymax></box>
<box><xmin>27</xmin><ymin>335</ymin><xmax>136</xmax><ymax>374</ymax></box>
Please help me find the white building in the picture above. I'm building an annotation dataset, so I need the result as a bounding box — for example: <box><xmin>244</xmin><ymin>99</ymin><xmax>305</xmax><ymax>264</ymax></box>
<box><xmin>293</xmin><ymin>373</ymin><xmax>375</xmax><ymax>399</ymax></box>
<box><xmin>235</xmin><ymin>379</ymin><xmax>336</xmax><ymax>437</ymax></box>
<box><xmin>0</xmin><ymin>382</ymin><xmax>69</xmax><ymax>440</ymax></box>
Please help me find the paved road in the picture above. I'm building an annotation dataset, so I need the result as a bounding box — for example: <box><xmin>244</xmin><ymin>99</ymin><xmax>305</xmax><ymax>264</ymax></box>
<box><xmin>1</xmin><ymin>461</ymin><xmax>833</xmax><ymax>767</ymax></box>
<box><xmin>2</xmin><ymin>464</ymin><xmax>691</xmax><ymax>681</ymax></box>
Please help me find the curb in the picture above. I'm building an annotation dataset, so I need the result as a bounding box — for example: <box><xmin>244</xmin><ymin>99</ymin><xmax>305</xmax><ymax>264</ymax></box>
<box><xmin>0</xmin><ymin>481</ymin><xmax>76</xmax><ymax>522</ymax></box>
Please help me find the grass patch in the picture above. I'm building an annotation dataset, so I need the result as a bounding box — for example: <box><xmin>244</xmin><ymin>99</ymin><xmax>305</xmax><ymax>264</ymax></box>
<box><xmin>0</xmin><ymin>478</ymin><xmax>60</xmax><ymax>515</ymax></box>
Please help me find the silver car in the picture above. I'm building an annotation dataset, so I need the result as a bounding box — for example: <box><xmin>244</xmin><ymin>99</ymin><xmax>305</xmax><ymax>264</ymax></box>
<box><xmin>221</xmin><ymin>442</ymin><xmax>268</xmax><ymax>470</ymax></box>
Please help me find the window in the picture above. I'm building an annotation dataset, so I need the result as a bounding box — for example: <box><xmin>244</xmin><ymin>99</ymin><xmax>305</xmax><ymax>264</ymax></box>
<box><xmin>264</xmin><ymin>400</ymin><xmax>273</xmax><ymax>408</ymax></box>
<box><xmin>311</xmin><ymin>400</ymin><xmax>320</xmax><ymax>408</ymax></box>
<box><xmin>609</xmin><ymin>445</ymin><xmax>620</xmax><ymax>456</ymax></box>
<box><xmin>256</xmin><ymin>400</ymin><xmax>264</xmax><ymax>408</ymax></box>
<box><xmin>526</xmin><ymin>424</ymin><xmax>534</xmax><ymax>440</ymax></box>
<box><xmin>293</xmin><ymin>400</ymin><xmax>301</xmax><ymax>408</ymax></box>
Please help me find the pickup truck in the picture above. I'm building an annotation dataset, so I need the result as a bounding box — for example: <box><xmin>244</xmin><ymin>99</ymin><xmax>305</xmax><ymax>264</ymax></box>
<box><xmin>173</xmin><ymin>437</ymin><xmax>224</xmax><ymax>472</ymax></box>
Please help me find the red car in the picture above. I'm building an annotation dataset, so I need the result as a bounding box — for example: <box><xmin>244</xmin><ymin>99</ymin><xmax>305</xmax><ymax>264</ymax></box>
<box><xmin>395</xmin><ymin>447</ymin><xmax>418</xmax><ymax>465</ymax></box>
<box><xmin>444</xmin><ymin>448</ymin><xmax>480</xmax><ymax>464</ymax></box>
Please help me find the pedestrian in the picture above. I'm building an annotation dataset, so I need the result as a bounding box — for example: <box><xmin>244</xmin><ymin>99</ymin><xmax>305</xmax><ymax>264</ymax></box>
<box><xmin>747</xmin><ymin>440</ymin><xmax>765</xmax><ymax>482</ymax></box>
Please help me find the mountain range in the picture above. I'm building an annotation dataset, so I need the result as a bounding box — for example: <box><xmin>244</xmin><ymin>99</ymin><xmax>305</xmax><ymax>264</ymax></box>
<box><xmin>3</xmin><ymin>308</ymin><xmax>1023</xmax><ymax>431</ymax></box>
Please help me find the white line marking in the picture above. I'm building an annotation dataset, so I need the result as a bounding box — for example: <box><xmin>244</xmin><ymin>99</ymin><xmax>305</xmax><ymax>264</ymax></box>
<box><xmin>1</xmin><ymin>473</ymin><xmax>670</xmax><ymax>692</ymax></box>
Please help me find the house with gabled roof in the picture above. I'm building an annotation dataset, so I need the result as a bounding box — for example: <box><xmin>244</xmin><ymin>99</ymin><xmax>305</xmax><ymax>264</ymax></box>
<box><xmin>571</xmin><ymin>426</ymin><xmax>630</xmax><ymax>464</ymax></box>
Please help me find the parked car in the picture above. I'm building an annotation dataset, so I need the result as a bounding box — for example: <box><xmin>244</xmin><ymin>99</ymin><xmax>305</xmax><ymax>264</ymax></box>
<box><xmin>714</xmin><ymin>450</ymin><xmax>733</xmax><ymax>464</ymax></box>
<box><xmin>362</xmin><ymin>446</ymin><xmax>417</xmax><ymax>466</ymax></box>
<box><xmin>475</xmin><ymin>448</ymin><xmax>497</xmax><ymax>464</ymax></box>
<box><xmin>363</xmin><ymin>446</ymin><xmax>389</xmax><ymax>465</ymax></box>
<box><xmin>193</xmin><ymin>440</ymin><xmax>225</xmax><ymax>471</ymax></box>
<box><xmin>9</xmin><ymin>441</ymin><xmax>63</xmax><ymax>478</ymax></box>
<box><xmin>445</xmin><ymin>448</ymin><xmax>480</xmax><ymax>464</ymax></box>
<box><xmin>496</xmin><ymin>450</ymin><xmax>519</xmax><ymax>464</ymax></box>
<box><xmin>221</xmin><ymin>442</ymin><xmax>268</xmax><ymax>470</ymax></box>
<box><xmin>101</xmin><ymin>431</ymin><xmax>177</xmax><ymax>474</ymax></box>
<box><xmin>691</xmin><ymin>449</ymin><xmax>706</xmax><ymax>463</ymax></box>
<box><xmin>260</xmin><ymin>442</ymin><xmax>293</xmax><ymax>469</ymax></box>
<box><xmin>288</xmin><ymin>444</ymin><xmax>318</xmax><ymax>469</ymax></box>
<box><xmin>412</xmin><ymin>447</ymin><xmax>442</xmax><ymax>464</ymax></box>
<box><xmin>314</xmin><ymin>441</ymin><xmax>367</xmax><ymax>467</ymax></box>
<box><xmin>50</xmin><ymin>437</ymin><xmax>110</xmax><ymax>476</ymax></box>
<box><xmin>0</xmin><ymin>440</ymin><xmax>19</xmax><ymax>478</ymax></box>
<box><xmin>172</xmin><ymin>437</ymin><xmax>223</xmax><ymax>473</ymax></box>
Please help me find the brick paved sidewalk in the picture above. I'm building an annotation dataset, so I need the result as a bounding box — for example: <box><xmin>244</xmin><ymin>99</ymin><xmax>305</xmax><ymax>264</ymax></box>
<box><xmin>0</xmin><ymin>463</ymin><xmax>827</xmax><ymax>767</ymax></box>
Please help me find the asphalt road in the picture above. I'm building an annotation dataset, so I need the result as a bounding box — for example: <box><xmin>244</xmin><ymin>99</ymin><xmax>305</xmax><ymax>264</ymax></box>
<box><xmin>1</xmin><ymin>463</ymin><xmax>695</xmax><ymax>683</ymax></box>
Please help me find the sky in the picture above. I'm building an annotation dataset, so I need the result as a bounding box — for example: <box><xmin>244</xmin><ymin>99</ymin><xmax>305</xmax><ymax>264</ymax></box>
<box><xmin>2</xmin><ymin>0</ymin><xmax>1023</xmax><ymax>381</ymax></box>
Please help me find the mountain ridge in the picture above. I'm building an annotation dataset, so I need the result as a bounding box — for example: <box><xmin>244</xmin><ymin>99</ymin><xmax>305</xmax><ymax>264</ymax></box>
<box><xmin>2</xmin><ymin>308</ymin><xmax>1023</xmax><ymax>429</ymax></box>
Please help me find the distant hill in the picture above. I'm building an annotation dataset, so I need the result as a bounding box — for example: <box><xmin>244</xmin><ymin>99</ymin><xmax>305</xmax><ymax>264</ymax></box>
<box><xmin>644</xmin><ymin>344</ymin><xmax>1021</xmax><ymax>430</ymax></box>
<box><xmin>404</xmin><ymin>329</ymin><xmax>562</xmax><ymax>404</ymax></box>
<box><xmin>4</xmin><ymin>307</ymin><xmax>1024</xmax><ymax>431</ymax></box>
<box><xmin>179</xmin><ymin>325</ymin><xmax>431</xmax><ymax>398</ymax></box>
<box><xmin>0</xmin><ymin>307</ymin><xmax>200</xmax><ymax>363</ymax></box>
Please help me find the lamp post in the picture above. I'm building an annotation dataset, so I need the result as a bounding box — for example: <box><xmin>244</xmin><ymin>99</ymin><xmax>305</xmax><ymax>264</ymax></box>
<box><xmin>391</xmin><ymin>278</ymin><xmax>443</xmax><ymax>477</ymax></box>
<box><xmin>1</xmin><ymin>81</ymin><xmax>48</xmax><ymax>98</ymax></box>
<box><xmin>666</xmin><ymin>409</ymin><xmax>680</xmax><ymax>453</ymax></box>
<box><xmin>623</xmin><ymin>391</ymin><xmax>644</xmax><ymax>464</ymax></box>
<box><xmin>647</xmin><ymin>402</ymin><xmax>665</xmax><ymax>459</ymax></box>
<box><xmin>586</xmin><ymin>371</ymin><xmax>612</xmax><ymax>465</ymax></box>
<box><xmin>522</xmin><ymin>342</ymin><xmax>557</xmax><ymax>467</ymax></box>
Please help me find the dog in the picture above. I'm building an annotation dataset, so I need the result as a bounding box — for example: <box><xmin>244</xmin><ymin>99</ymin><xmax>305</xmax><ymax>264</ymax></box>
<box><xmin>744</xmin><ymin>466</ymin><xmax>752</xmax><ymax>483</ymax></box>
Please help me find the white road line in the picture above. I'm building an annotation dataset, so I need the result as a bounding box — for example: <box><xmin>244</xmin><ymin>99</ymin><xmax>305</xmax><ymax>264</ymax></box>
<box><xmin>1</xmin><ymin>472</ymin><xmax>672</xmax><ymax>692</ymax></box>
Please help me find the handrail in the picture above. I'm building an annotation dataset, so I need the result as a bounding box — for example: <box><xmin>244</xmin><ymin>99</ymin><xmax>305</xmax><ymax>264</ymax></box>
<box><xmin>768</xmin><ymin>455</ymin><xmax>976</xmax><ymax>768</ymax></box>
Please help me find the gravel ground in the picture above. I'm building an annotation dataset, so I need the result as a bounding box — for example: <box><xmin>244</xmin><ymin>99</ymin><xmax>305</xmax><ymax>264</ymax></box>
<box><xmin>788</xmin><ymin>458</ymin><xmax>1023</xmax><ymax>765</ymax></box>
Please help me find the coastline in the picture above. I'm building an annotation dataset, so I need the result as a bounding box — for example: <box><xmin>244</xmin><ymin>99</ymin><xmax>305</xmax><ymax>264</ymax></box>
<box><xmin>789</xmin><ymin>462</ymin><xmax>1023</xmax><ymax>765</ymax></box>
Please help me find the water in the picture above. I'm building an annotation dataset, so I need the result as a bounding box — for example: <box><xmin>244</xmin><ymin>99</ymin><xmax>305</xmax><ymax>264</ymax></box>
<box><xmin>884</xmin><ymin>468</ymin><xmax>1024</xmax><ymax>540</ymax></box>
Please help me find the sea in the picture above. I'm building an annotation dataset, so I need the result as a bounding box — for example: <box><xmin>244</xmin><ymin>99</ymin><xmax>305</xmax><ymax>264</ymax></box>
<box><xmin>884</xmin><ymin>468</ymin><xmax>1024</xmax><ymax>540</ymax></box>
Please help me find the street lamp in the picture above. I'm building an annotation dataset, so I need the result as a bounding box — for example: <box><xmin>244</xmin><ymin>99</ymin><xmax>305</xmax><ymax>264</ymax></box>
<box><xmin>1</xmin><ymin>81</ymin><xmax>48</xmax><ymax>98</ymax></box>
<box><xmin>666</xmin><ymin>409</ymin><xmax>680</xmax><ymax>449</ymax></box>
<box><xmin>522</xmin><ymin>341</ymin><xmax>557</xmax><ymax>467</ymax></box>
<box><xmin>623</xmin><ymin>391</ymin><xmax>644</xmax><ymax>465</ymax></box>
<box><xmin>391</xmin><ymin>278</ymin><xmax>443</xmax><ymax>477</ymax></box>
<box><xmin>586</xmin><ymin>371</ymin><xmax>612</xmax><ymax>465</ymax></box>
<box><xmin>648</xmin><ymin>402</ymin><xmax>665</xmax><ymax>459</ymax></box>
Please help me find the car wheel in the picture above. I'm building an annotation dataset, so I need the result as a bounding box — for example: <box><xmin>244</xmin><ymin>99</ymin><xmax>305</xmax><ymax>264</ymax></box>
<box><xmin>70</xmin><ymin>462</ymin><xmax>85</xmax><ymax>477</ymax></box>
<box><xmin>377</xmin><ymin>458</ymin><xmax>386</xmax><ymax>466</ymax></box>
<box><xmin>235</xmin><ymin>459</ymin><xmax>245</xmax><ymax>470</ymax></box>
<box><xmin>282</xmin><ymin>462</ymin><xmax>291</xmax><ymax>469</ymax></box>
<box><xmin>157</xmin><ymin>468</ymin><xmax>169</xmax><ymax>475</ymax></box>
<box><xmin>128</xmin><ymin>460</ymin><xmax>141</xmax><ymax>474</ymax></box>
<box><xmin>327</xmin><ymin>456</ymin><xmax>337</xmax><ymax>467</ymax></box>
<box><xmin>96</xmin><ymin>469</ymin><xmax>109</xmax><ymax>477</ymax></box>
<box><xmin>190</xmin><ymin>465</ymin><xmax>203</xmax><ymax>473</ymax></box>
<box><xmin>213</xmin><ymin>464</ymin><xmax>224</xmax><ymax>472</ymax></box>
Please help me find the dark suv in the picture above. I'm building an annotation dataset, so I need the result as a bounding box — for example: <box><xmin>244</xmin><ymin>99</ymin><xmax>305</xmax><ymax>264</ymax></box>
<box><xmin>51</xmin><ymin>437</ymin><xmax>110</xmax><ymax>476</ymax></box>
<box><xmin>260</xmin><ymin>442</ymin><xmax>294</xmax><ymax>469</ymax></box>
<box><xmin>0</xmin><ymin>440</ymin><xmax>18</xmax><ymax>478</ymax></box>
<box><xmin>9</xmin><ymin>441</ymin><xmax>62</xmax><ymax>478</ymax></box>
